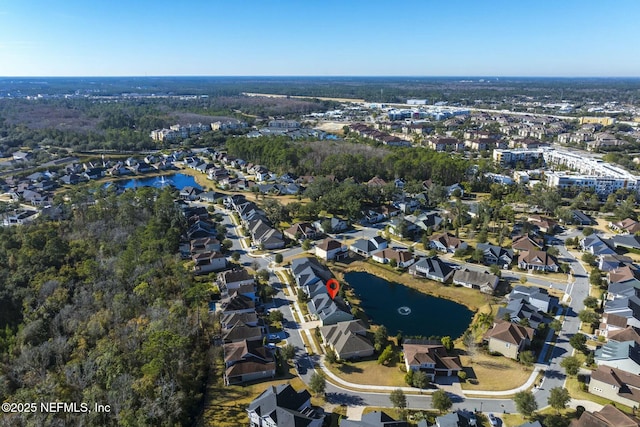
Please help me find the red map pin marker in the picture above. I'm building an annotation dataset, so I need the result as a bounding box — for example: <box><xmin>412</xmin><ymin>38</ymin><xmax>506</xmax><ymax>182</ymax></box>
<box><xmin>326</xmin><ymin>279</ymin><xmax>340</xmax><ymax>300</ymax></box>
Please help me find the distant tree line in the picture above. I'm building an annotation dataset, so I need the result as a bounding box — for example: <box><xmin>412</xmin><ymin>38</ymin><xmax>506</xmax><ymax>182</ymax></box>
<box><xmin>227</xmin><ymin>136</ymin><xmax>469</xmax><ymax>185</ymax></box>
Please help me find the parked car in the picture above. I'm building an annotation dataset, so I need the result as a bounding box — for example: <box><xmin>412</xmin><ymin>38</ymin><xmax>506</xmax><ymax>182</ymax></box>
<box><xmin>488</xmin><ymin>413</ymin><xmax>499</xmax><ymax>427</ymax></box>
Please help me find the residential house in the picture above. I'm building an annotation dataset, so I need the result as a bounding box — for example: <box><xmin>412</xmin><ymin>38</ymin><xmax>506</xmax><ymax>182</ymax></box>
<box><xmin>510</xmin><ymin>285</ymin><xmax>558</xmax><ymax>313</ymax></box>
<box><xmin>249</xmin><ymin>219</ymin><xmax>285</xmax><ymax>249</ymax></box>
<box><xmin>315</xmin><ymin>238</ymin><xmax>348</xmax><ymax>261</ymax></box>
<box><xmin>350</xmin><ymin>236</ymin><xmax>388</xmax><ymax>257</ymax></box>
<box><xmin>594</xmin><ymin>338</ymin><xmax>640</xmax><ymax>373</ymax></box>
<box><xmin>571</xmin><ymin>210</ymin><xmax>593</xmax><ymax>226</ymax></box>
<box><xmin>429</xmin><ymin>232</ymin><xmax>467</xmax><ymax>253</ymax></box>
<box><xmin>1</xmin><ymin>209</ymin><xmax>37</xmax><ymax>226</ymax></box>
<box><xmin>247</xmin><ymin>384</ymin><xmax>324</xmax><ymax>427</ymax></box>
<box><xmin>406</xmin><ymin>211</ymin><xmax>445</xmax><ymax>232</ymax></box>
<box><xmin>570</xmin><ymin>405</ymin><xmax>640</xmax><ymax>427</ymax></box>
<box><xmin>387</xmin><ymin>217</ymin><xmax>416</xmax><ymax>238</ymax></box>
<box><xmin>313</xmin><ymin>217</ymin><xmax>348</xmax><ymax>233</ymax></box>
<box><xmin>580</xmin><ymin>234</ymin><xmax>616</xmax><ymax>257</ymax></box>
<box><xmin>366</xmin><ymin>176</ymin><xmax>387</xmax><ymax>187</ymax></box>
<box><xmin>476</xmin><ymin>243</ymin><xmax>514</xmax><ymax>269</ymax></box>
<box><xmin>518</xmin><ymin>249</ymin><xmax>559</xmax><ymax>272</ymax></box>
<box><xmin>452</xmin><ymin>269</ymin><xmax>499</xmax><ymax>294</ymax></box>
<box><xmin>371</xmin><ymin>248</ymin><xmax>415</xmax><ymax>268</ymax></box>
<box><xmin>291</xmin><ymin>257</ymin><xmax>332</xmax><ymax>298</ymax></box>
<box><xmin>307</xmin><ymin>293</ymin><xmax>353</xmax><ymax>326</ymax></box>
<box><xmin>602</xmin><ymin>296</ymin><xmax>640</xmax><ymax>331</ymax></box>
<box><xmin>199</xmin><ymin>191</ymin><xmax>220</xmax><ymax>203</ymax></box>
<box><xmin>216</xmin><ymin>294</ymin><xmax>256</xmax><ymax>316</ymax></box>
<box><xmin>192</xmin><ymin>251</ymin><xmax>227</xmax><ymax>274</ymax></box>
<box><xmin>223</xmin><ymin>340</ymin><xmax>275</xmax><ymax>385</ymax></box>
<box><xmin>221</xmin><ymin>312</ymin><xmax>259</xmax><ymax>330</ymax></box>
<box><xmin>12</xmin><ymin>151</ymin><xmax>33</xmax><ymax>161</ymax></box>
<box><xmin>433</xmin><ymin>411</ymin><xmax>477</xmax><ymax>427</ymax></box>
<box><xmin>409</xmin><ymin>257</ymin><xmax>454</xmax><ymax>283</ymax></box>
<box><xmin>190</xmin><ymin>237</ymin><xmax>221</xmax><ymax>254</ymax></box>
<box><xmin>610</xmin><ymin>218</ymin><xmax>640</xmax><ymax>234</ymax></box>
<box><xmin>497</xmin><ymin>298</ymin><xmax>546</xmax><ymax>329</ymax></box>
<box><xmin>187</xmin><ymin>220</ymin><xmax>217</xmax><ymax>240</ymax></box>
<box><xmin>612</xmin><ymin>235</ymin><xmax>640</xmax><ymax>251</ymax></box>
<box><xmin>340</xmin><ymin>411</ymin><xmax>408</xmax><ymax>427</ymax></box>
<box><xmin>222</xmin><ymin>322</ymin><xmax>263</xmax><ymax>343</ymax></box>
<box><xmin>527</xmin><ymin>215</ymin><xmax>557</xmax><ymax>234</ymax></box>
<box><xmin>362</xmin><ymin>208</ymin><xmax>386</xmax><ymax>224</ymax></box>
<box><xmin>228</xmin><ymin>283</ymin><xmax>258</xmax><ymax>302</ymax></box>
<box><xmin>598</xmin><ymin>313</ymin><xmax>630</xmax><ymax>338</ymax></box>
<box><xmin>394</xmin><ymin>198</ymin><xmax>420</xmax><ymax>214</ymax></box>
<box><xmin>60</xmin><ymin>173</ymin><xmax>84</xmax><ymax>185</ymax></box>
<box><xmin>600</xmin><ymin>254</ymin><xmax>634</xmax><ymax>272</ymax></box>
<box><xmin>608</xmin><ymin>326</ymin><xmax>640</xmax><ymax>345</ymax></box>
<box><xmin>284</xmin><ymin>222</ymin><xmax>319</xmax><ymax>241</ymax></box>
<box><xmin>179</xmin><ymin>186</ymin><xmax>202</xmax><ymax>201</ymax></box>
<box><xmin>320</xmin><ymin>320</ymin><xmax>374</xmax><ymax>361</ymax></box>
<box><xmin>511</xmin><ymin>235</ymin><xmax>544</xmax><ymax>252</ymax></box>
<box><xmin>402</xmin><ymin>340</ymin><xmax>462</xmax><ymax>380</ymax></box>
<box><xmin>219</xmin><ymin>269</ymin><xmax>255</xmax><ymax>290</ymax></box>
<box><xmin>610</xmin><ymin>265</ymin><xmax>640</xmax><ymax>286</ymax></box>
<box><xmin>589</xmin><ymin>366</ymin><xmax>640</xmax><ymax>408</ymax></box>
<box><xmin>380</xmin><ymin>205</ymin><xmax>400</xmax><ymax>218</ymax></box>
<box><xmin>483</xmin><ymin>320</ymin><xmax>534</xmax><ymax>360</ymax></box>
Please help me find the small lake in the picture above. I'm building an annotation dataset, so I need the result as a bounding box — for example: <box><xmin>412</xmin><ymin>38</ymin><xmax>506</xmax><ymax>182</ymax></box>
<box><xmin>344</xmin><ymin>271</ymin><xmax>473</xmax><ymax>339</ymax></box>
<box><xmin>118</xmin><ymin>173</ymin><xmax>202</xmax><ymax>190</ymax></box>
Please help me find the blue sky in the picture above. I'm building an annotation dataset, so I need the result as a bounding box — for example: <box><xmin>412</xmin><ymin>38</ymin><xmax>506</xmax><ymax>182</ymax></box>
<box><xmin>0</xmin><ymin>0</ymin><xmax>638</xmax><ymax>77</ymax></box>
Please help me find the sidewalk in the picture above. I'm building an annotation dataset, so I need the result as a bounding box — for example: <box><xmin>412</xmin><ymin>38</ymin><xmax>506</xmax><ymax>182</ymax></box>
<box><xmin>315</xmin><ymin>356</ymin><xmax>542</xmax><ymax>397</ymax></box>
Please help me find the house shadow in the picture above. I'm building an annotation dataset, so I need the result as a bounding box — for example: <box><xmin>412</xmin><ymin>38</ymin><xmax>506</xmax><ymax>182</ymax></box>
<box><xmin>494</xmin><ymin>280</ymin><xmax>512</xmax><ymax>297</ymax></box>
<box><xmin>434</xmin><ymin>375</ymin><xmax>459</xmax><ymax>387</ymax></box>
<box><xmin>337</xmin><ymin>364</ymin><xmax>364</xmax><ymax>374</ymax></box>
<box><xmin>272</xmin><ymin>297</ymin><xmax>289</xmax><ymax>308</ymax></box>
<box><xmin>325</xmin><ymin>392</ymin><xmax>365</xmax><ymax>406</ymax></box>
<box><xmin>544</xmin><ymin>368</ymin><xmax>566</xmax><ymax>380</ymax></box>
<box><xmin>460</xmin><ymin>366</ymin><xmax>478</xmax><ymax>385</ymax></box>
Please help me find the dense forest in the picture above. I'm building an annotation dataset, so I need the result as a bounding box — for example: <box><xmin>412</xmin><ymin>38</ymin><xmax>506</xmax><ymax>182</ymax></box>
<box><xmin>226</xmin><ymin>136</ymin><xmax>470</xmax><ymax>184</ymax></box>
<box><xmin>0</xmin><ymin>187</ymin><xmax>210</xmax><ymax>426</ymax></box>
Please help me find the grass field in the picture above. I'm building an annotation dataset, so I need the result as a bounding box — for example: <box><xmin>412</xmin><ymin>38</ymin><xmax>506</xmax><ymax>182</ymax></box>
<box><xmin>325</xmin><ymin>358</ymin><xmax>407</xmax><ymax>387</ymax></box>
<box><xmin>459</xmin><ymin>352</ymin><xmax>532</xmax><ymax>391</ymax></box>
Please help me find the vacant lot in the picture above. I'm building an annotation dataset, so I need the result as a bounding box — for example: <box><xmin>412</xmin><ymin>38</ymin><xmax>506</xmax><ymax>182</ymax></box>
<box><xmin>325</xmin><ymin>358</ymin><xmax>407</xmax><ymax>388</ymax></box>
<box><xmin>459</xmin><ymin>352</ymin><xmax>532</xmax><ymax>391</ymax></box>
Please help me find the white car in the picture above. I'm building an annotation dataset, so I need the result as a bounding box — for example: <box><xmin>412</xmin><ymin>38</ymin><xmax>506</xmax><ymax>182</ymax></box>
<box><xmin>488</xmin><ymin>413</ymin><xmax>499</xmax><ymax>427</ymax></box>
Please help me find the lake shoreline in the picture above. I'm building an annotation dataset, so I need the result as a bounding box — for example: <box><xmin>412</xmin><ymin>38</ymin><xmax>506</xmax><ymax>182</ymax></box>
<box><xmin>329</xmin><ymin>260</ymin><xmax>493</xmax><ymax>339</ymax></box>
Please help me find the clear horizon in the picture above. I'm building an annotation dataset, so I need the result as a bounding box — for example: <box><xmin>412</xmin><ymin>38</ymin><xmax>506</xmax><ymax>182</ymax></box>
<box><xmin>2</xmin><ymin>75</ymin><xmax>640</xmax><ymax>79</ymax></box>
<box><xmin>1</xmin><ymin>0</ymin><xmax>639</xmax><ymax>78</ymax></box>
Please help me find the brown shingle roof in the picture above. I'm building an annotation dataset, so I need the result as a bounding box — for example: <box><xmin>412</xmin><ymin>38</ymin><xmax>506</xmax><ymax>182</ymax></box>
<box><xmin>512</xmin><ymin>235</ymin><xmax>543</xmax><ymax>251</ymax></box>
<box><xmin>606</xmin><ymin>313</ymin><xmax>629</xmax><ymax>328</ymax></box>
<box><xmin>609</xmin><ymin>265</ymin><xmax>640</xmax><ymax>283</ymax></box>
<box><xmin>317</xmin><ymin>237</ymin><xmax>343</xmax><ymax>251</ymax></box>
<box><xmin>608</xmin><ymin>327</ymin><xmax>640</xmax><ymax>345</ymax></box>
<box><xmin>484</xmin><ymin>320</ymin><xmax>534</xmax><ymax>345</ymax></box>
<box><xmin>571</xmin><ymin>405</ymin><xmax>640</xmax><ymax>427</ymax></box>
<box><xmin>591</xmin><ymin>366</ymin><xmax>640</xmax><ymax>405</ymax></box>
<box><xmin>403</xmin><ymin>343</ymin><xmax>462</xmax><ymax>372</ymax></box>
<box><xmin>518</xmin><ymin>249</ymin><xmax>557</xmax><ymax>268</ymax></box>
